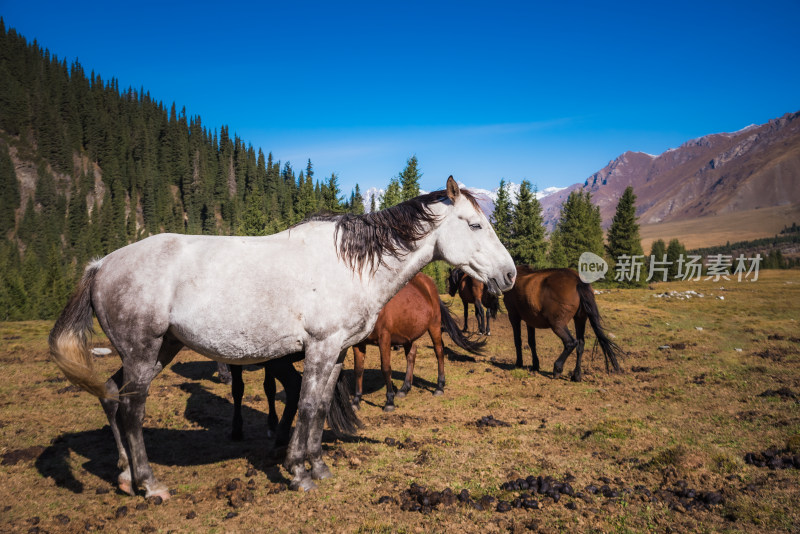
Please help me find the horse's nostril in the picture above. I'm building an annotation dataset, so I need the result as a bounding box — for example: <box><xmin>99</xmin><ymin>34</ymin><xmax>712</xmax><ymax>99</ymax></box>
<box><xmin>506</xmin><ymin>271</ymin><xmax>515</xmax><ymax>284</ymax></box>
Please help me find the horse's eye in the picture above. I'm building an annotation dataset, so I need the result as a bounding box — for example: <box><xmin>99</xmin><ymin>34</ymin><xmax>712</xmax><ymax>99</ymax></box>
<box><xmin>469</xmin><ymin>223</ymin><xmax>482</xmax><ymax>231</ymax></box>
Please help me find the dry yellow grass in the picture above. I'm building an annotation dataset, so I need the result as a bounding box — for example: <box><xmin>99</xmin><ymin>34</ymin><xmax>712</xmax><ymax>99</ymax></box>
<box><xmin>1</xmin><ymin>271</ymin><xmax>799</xmax><ymax>532</ymax></box>
<box><xmin>640</xmin><ymin>204</ymin><xmax>800</xmax><ymax>251</ymax></box>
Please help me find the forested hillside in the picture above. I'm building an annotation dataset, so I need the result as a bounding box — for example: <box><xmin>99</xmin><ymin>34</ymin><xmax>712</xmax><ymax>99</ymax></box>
<box><xmin>0</xmin><ymin>20</ymin><xmax>365</xmax><ymax>320</ymax></box>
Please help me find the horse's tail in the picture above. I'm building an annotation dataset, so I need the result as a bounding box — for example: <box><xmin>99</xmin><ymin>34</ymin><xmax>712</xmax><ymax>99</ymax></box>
<box><xmin>326</xmin><ymin>372</ymin><xmax>362</xmax><ymax>437</ymax></box>
<box><xmin>48</xmin><ymin>260</ymin><xmax>111</xmax><ymax>398</ymax></box>
<box><xmin>577</xmin><ymin>282</ymin><xmax>622</xmax><ymax>373</ymax></box>
<box><xmin>439</xmin><ymin>299</ymin><xmax>484</xmax><ymax>354</ymax></box>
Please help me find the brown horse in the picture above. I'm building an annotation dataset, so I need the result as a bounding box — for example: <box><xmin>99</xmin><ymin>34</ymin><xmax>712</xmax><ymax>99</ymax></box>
<box><xmin>447</xmin><ymin>268</ymin><xmax>500</xmax><ymax>335</ymax></box>
<box><xmin>352</xmin><ymin>272</ymin><xmax>480</xmax><ymax>412</ymax></box>
<box><xmin>504</xmin><ymin>265</ymin><xmax>621</xmax><ymax>381</ymax></box>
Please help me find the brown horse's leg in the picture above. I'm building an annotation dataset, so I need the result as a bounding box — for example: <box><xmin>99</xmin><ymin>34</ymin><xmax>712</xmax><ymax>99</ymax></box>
<box><xmin>551</xmin><ymin>325</ymin><xmax>578</xmax><ymax>379</ymax></box>
<box><xmin>572</xmin><ymin>316</ymin><xmax>587</xmax><ymax>382</ymax></box>
<box><xmin>351</xmin><ymin>343</ymin><xmax>366</xmax><ymax>409</ymax></box>
<box><xmin>378</xmin><ymin>333</ymin><xmax>396</xmax><ymax>412</ymax></box>
<box><xmin>462</xmin><ymin>299</ymin><xmax>470</xmax><ymax>332</ymax></box>
<box><xmin>230</xmin><ymin>365</ymin><xmax>245</xmax><ymax>441</ymax></box>
<box><xmin>510</xmin><ymin>313</ymin><xmax>524</xmax><ymax>368</ymax></box>
<box><xmin>475</xmin><ymin>300</ymin><xmax>485</xmax><ymax>335</ymax></box>
<box><xmin>396</xmin><ymin>342</ymin><xmax>416</xmax><ymax>398</ymax></box>
<box><xmin>526</xmin><ymin>324</ymin><xmax>540</xmax><ymax>372</ymax></box>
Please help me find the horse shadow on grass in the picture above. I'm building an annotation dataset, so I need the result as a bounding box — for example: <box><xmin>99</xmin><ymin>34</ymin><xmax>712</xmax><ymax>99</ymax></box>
<box><xmin>35</xmin><ymin>378</ymin><xmax>375</xmax><ymax>495</ymax></box>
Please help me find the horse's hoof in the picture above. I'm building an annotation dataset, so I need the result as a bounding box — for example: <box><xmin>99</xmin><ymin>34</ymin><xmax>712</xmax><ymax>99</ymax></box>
<box><xmin>571</xmin><ymin>375</ymin><xmax>583</xmax><ymax>382</ymax></box>
<box><xmin>351</xmin><ymin>402</ymin><xmax>360</xmax><ymax>411</ymax></box>
<box><xmin>433</xmin><ymin>389</ymin><xmax>444</xmax><ymax>397</ymax></box>
<box><xmin>311</xmin><ymin>461</ymin><xmax>333</xmax><ymax>480</ymax></box>
<box><xmin>383</xmin><ymin>404</ymin><xmax>395</xmax><ymax>412</ymax></box>
<box><xmin>289</xmin><ymin>476</ymin><xmax>317</xmax><ymax>492</ymax></box>
<box><xmin>144</xmin><ymin>482</ymin><xmax>171</xmax><ymax>501</ymax></box>
<box><xmin>118</xmin><ymin>476</ymin><xmax>134</xmax><ymax>496</ymax></box>
<box><xmin>395</xmin><ymin>390</ymin><xmax>407</xmax><ymax>399</ymax></box>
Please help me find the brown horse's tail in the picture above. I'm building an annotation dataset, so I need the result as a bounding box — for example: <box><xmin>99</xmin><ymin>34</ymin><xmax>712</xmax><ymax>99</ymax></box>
<box><xmin>327</xmin><ymin>372</ymin><xmax>363</xmax><ymax>436</ymax></box>
<box><xmin>576</xmin><ymin>282</ymin><xmax>622</xmax><ymax>373</ymax></box>
<box><xmin>439</xmin><ymin>299</ymin><xmax>484</xmax><ymax>354</ymax></box>
<box><xmin>48</xmin><ymin>261</ymin><xmax>111</xmax><ymax>398</ymax></box>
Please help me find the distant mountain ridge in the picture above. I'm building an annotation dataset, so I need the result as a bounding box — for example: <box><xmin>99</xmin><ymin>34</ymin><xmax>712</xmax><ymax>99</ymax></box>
<box><xmin>539</xmin><ymin>111</ymin><xmax>800</xmax><ymax>231</ymax></box>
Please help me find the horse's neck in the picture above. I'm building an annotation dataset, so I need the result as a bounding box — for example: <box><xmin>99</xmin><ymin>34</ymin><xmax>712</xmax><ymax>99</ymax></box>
<box><xmin>366</xmin><ymin>233</ymin><xmax>438</xmax><ymax>312</ymax></box>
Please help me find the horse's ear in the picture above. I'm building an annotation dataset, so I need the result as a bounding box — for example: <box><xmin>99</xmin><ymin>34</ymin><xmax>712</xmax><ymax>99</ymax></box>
<box><xmin>446</xmin><ymin>175</ymin><xmax>460</xmax><ymax>202</ymax></box>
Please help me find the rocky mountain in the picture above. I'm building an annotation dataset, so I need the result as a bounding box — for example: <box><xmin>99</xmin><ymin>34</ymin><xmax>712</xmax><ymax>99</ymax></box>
<box><xmin>539</xmin><ymin>111</ymin><xmax>800</xmax><ymax>231</ymax></box>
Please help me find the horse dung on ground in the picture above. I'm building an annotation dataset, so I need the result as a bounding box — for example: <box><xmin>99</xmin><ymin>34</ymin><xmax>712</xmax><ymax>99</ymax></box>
<box><xmin>48</xmin><ymin>176</ymin><xmax>516</xmax><ymax>496</ymax></box>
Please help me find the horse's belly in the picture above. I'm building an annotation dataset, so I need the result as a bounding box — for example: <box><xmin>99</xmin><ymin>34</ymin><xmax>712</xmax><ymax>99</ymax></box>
<box><xmin>169</xmin><ymin>322</ymin><xmax>304</xmax><ymax>364</ymax></box>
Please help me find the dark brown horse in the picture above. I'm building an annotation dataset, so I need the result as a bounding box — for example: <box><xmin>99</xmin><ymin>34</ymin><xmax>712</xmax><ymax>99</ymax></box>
<box><xmin>504</xmin><ymin>265</ymin><xmax>621</xmax><ymax>381</ymax></box>
<box><xmin>352</xmin><ymin>272</ymin><xmax>480</xmax><ymax>412</ymax></box>
<box><xmin>447</xmin><ymin>268</ymin><xmax>500</xmax><ymax>335</ymax></box>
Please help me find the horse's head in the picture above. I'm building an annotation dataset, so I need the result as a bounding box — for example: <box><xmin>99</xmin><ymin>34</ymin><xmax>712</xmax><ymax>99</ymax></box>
<box><xmin>435</xmin><ymin>177</ymin><xmax>516</xmax><ymax>296</ymax></box>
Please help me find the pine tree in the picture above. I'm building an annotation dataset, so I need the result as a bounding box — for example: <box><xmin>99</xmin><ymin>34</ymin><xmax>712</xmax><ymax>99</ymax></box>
<box><xmin>509</xmin><ymin>180</ymin><xmax>546</xmax><ymax>266</ymax></box>
<box><xmin>399</xmin><ymin>155</ymin><xmax>421</xmax><ymax>201</ymax></box>
<box><xmin>549</xmin><ymin>191</ymin><xmax>604</xmax><ymax>270</ymax></box>
<box><xmin>666</xmin><ymin>238</ymin><xmax>687</xmax><ymax>280</ymax></box>
<box><xmin>237</xmin><ymin>190</ymin><xmax>268</xmax><ymax>236</ymax></box>
<box><xmin>349</xmin><ymin>184</ymin><xmax>365</xmax><ymax>215</ymax></box>
<box><xmin>649</xmin><ymin>239</ymin><xmax>666</xmax><ymax>260</ymax></box>
<box><xmin>380</xmin><ymin>177</ymin><xmax>402</xmax><ymax>209</ymax></box>
<box><xmin>606</xmin><ymin>186</ymin><xmax>645</xmax><ymax>286</ymax></box>
<box><xmin>322</xmin><ymin>173</ymin><xmax>343</xmax><ymax>212</ymax></box>
<box><xmin>491</xmin><ymin>179</ymin><xmax>512</xmax><ymax>250</ymax></box>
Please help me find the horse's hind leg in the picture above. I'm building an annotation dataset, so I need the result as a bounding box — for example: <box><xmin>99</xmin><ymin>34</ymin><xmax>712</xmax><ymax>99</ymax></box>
<box><xmin>230</xmin><ymin>365</ymin><xmax>245</xmax><ymax>441</ymax></box>
<box><xmin>572</xmin><ymin>315</ymin><xmax>587</xmax><ymax>382</ymax></box>
<box><xmin>551</xmin><ymin>324</ymin><xmax>578</xmax><ymax>380</ymax></box>
<box><xmin>396</xmin><ymin>342</ymin><xmax>416</xmax><ymax>398</ymax></box>
<box><xmin>99</xmin><ymin>368</ymin><xmax>132</xmax><ymax>494</ymax></box>
<box><xmin>117</xmin><ymin>333</ymin><xmax>182</xmax><ymax>499</ymax></box>
<box><xmin>462</xmin><ymin>300</ymin><xmax>469</xmax><ymax>332</ymax></box>
<box><xmin>510</xmin><ymin>313</ymin><xmax>524</xmax><ymax>368</ymax></box>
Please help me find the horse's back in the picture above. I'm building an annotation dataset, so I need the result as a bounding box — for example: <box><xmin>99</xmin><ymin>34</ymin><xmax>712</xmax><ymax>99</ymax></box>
<box><xmin>505</xmin><ymin>267</ymin><xmax>581</xmax><ymax>325</ymax></box>
<box><xmin>90</xmin><ymin>229</ymin><xmax>357</xmax><ymax>363</ymax></box>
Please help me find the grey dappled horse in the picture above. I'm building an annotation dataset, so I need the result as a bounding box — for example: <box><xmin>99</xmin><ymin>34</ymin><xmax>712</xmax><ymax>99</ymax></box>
<box><xmin>48</xmin><ymin>177</ymin><xmax>516</xmax><ymax>497</ymax></box>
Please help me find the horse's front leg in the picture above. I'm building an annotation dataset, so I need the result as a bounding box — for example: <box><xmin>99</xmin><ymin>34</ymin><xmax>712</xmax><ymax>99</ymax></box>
<box><xmin>396</xmin><ymin>342</ymin><xmax>416</xmax><ymax>398</ymax></box>
<box><xmin>284</xmin><ymin>344</ymin><xmax>341</xmax><ymax>491</ymax></box>
<box><xmin>230</xmin><ymin>365</ymin><xmax>245</xmax><ymax>441</ymax></box>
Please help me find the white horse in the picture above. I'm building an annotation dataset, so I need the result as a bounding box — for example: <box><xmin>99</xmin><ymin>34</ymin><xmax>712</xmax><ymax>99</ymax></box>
<box><xmin>49</xmin><ymin>176</ymin><xmax>516</xmax><ymax>497</ymax></box>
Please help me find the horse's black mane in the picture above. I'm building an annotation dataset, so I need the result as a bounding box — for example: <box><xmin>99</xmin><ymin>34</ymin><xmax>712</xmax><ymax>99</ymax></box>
<box><xmin>306</xmin><ymin>187</ymin><xmax>479</xmax><ymax>274</ymax></box>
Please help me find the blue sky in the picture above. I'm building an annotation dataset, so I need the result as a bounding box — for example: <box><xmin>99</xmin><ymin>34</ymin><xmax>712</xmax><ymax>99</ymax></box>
<box><xmin>2</xmin><ymin>0</ymin><xmax>799</xmax><ymax>195</ymax></box>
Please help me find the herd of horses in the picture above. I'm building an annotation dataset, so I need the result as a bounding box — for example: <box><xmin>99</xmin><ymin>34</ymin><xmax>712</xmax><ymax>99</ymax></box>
<box><xmin>48</xmin><ymin>177</ymin><xmax>621</xmax><ymax>498</ymax></box>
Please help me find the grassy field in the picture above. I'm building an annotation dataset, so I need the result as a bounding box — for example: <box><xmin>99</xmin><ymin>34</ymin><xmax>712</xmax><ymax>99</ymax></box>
<box><xmin>639</xmin><ymin>204</ymin><xmax>800</xmax><ymax>251</ymax></box>
<box><xmin>1</xmin><ymin>271</ymin><xmax>799</xmax><ymax>533</ymax></box>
